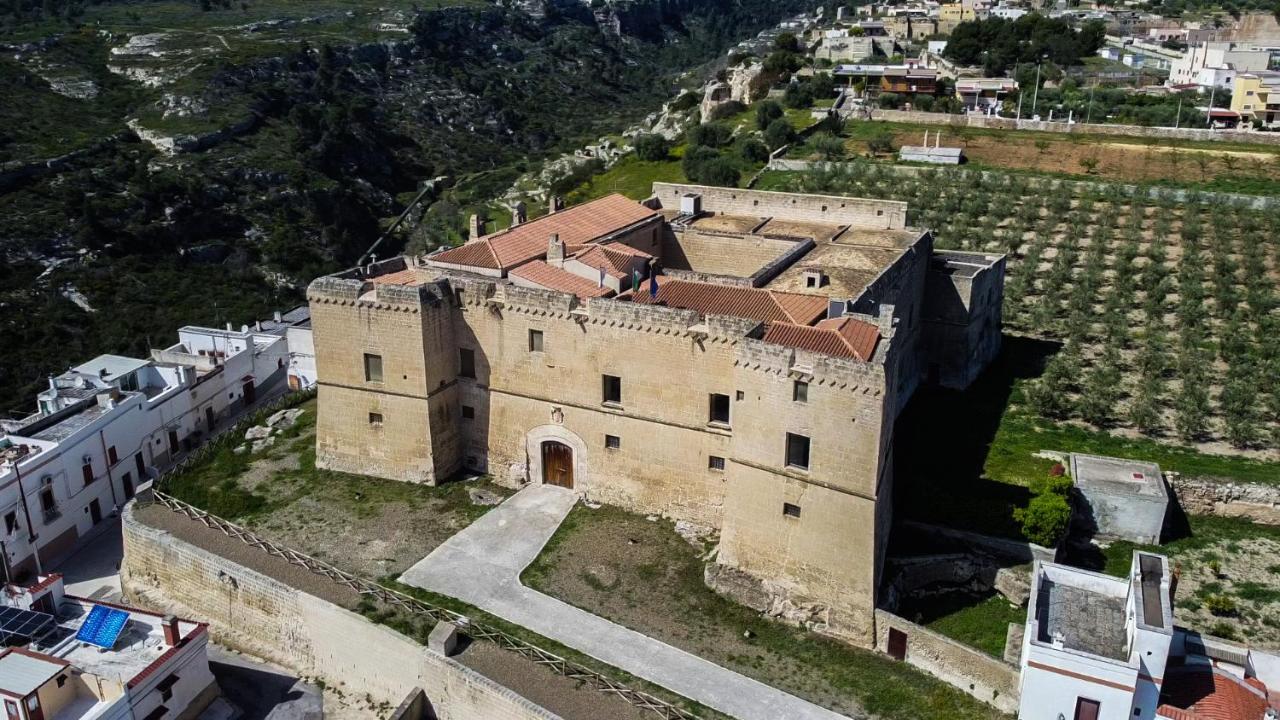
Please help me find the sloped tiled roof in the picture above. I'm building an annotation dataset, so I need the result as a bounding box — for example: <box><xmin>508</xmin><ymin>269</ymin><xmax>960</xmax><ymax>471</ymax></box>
<box><xmin>762</xmin><ymin>316</ymin><xmax>880</xmax><ymax>361</ymax></box>
<box><xmin>509</xmin><ymin>261</ymin><xmax>612</xmax><ymax>299</ymax></box>
<box><xmin>1158</xmin><ymin>667</ymin><xmax>1272</xmax><ymax>720</ymax></box>
<box><xmin>431</xmin><ymin>194</ymin><xmax>657</xmax><ymax>272</ymax></box>
<box><xmin>570</xmin><ymin>244</ymin><xmax>651</xmax><ymax>279</ymax></box>
<box><xmin>627</xmin><ymin>278</ymin><xmax>828</xmax><ymax>325</ymax></box>
<box><xmin>369</xmin><ymin>268</ymin><xmax>428</xmax><ymax>286</ymax></box>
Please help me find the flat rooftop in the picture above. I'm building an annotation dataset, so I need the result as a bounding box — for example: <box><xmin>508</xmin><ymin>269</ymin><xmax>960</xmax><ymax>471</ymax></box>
<box><xmin>1033</xmin><ymin>565</ymin><xmax>1130</xmax><ymax>662</ymax></box>
<box><xmin>70</xmin><ymin>355</ymin><xmax>148</xmax><ymax>383</ymax></box>
<box><xmin>767</xmin><ymin>228</ymin><xmax>921</xmax><ymax>299</ymax></box>
<box><xmin>34</xmin><ymin>600</ymin><xmax>200</xmax><ymax>686</ymax></box>
<box><xmin>930</xmin><ymin>251</ymin><xmax>1003</xmax><ymax>279</ymax></box>
<box><xmin>28</xmin><ymin>402</ymin><xmax>112</xmax><ymax>443</ymax></box>
<box><xmin>1071</xmin><ymin>453</ymin><xmax>1166</xmax><ymax>500</ymax></box>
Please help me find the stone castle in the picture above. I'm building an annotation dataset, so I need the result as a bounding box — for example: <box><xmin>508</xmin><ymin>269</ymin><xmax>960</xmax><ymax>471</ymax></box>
<box><xmin>306</xmin><ymin>183</ymin><xmax>1004</xmax><ymax>642</ymax></box>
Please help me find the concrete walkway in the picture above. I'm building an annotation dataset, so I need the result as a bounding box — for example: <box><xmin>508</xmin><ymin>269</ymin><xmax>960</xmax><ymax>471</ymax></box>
<box><xmin>399</xmin><ymin>484</ymin><xmax>850</xmax><ymax>720</ymax></box>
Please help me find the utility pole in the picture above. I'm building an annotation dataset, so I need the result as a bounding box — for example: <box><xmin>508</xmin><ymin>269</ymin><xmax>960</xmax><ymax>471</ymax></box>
<box><xmin>1205</xmin><ymin>84</ymin><xmax>1216</xmax><ymax>127</ymax></box>
<box><xmin>1032</xmin><ymin>62</ymin><xmax>1042</xmax><ymax>119</ymax></box>
<box><xmin>1086</xmin><ymin>81</ymin><xmax>1095</xmax><ymax>124</ymax></box>
<box><xmin>9</xmin><ymin>460</ymin><xmax>41</xmax><ymax>577</ymax></box>
<box><xmin>1174</xmin><ymin>95</ymin><xmax>1182</xmax><ymax>129</ymax></box>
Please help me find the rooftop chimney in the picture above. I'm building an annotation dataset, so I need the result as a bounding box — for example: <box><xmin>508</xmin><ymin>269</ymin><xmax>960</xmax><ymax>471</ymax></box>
<box><xmin>547</xmin><ymin>234</ymin><xmax>565</xmax><ymax>266</ymax></box>
<box><xmin>468</xmin><ymin>214</ymin><xmax>485</xmax><ymax>241</ymax></box>
<box><xmin>162</xmin><ymin>615</ymin><xmax>180</xmax><ymax>646</ymax></box>
<box><xmin>548</xmin><ymin>195</ymin><xmax>565</xmax><ymax>215</ymax></box>
<box><xmin>512</xmin><ymin>201</ymin><xmax>528</xmax><ymax>227</ymax></box>
<box><xmin>273</xmin><ymin>311</ymin><xmax>283</xmax><ymax>324</ymax></box>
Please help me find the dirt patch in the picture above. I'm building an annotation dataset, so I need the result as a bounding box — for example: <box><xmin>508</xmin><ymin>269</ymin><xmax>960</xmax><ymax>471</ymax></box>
<box><xmin>523</xmin><ymin>506</ymin><xmax>1007</xmax><ymax>720</ymax></box>
<box><xmin>1164</xmin><ymin>536</ymin><xmax>1280</xmax><ymax>648</ymax></box>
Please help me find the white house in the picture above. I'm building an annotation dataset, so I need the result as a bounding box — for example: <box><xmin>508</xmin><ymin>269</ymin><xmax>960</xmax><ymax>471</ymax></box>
<box><xmin>0</xmin><ymin>309</ymin><xmax>308</xmax><ymax>578</ymax></box>
<box><xmin>1167</xmin><ymin>42</ymin><xmax>1272</xmax><ymax>91</ymax></box>
<box><xmin>0</xmin><ymin>574</ymin><xmax>218</xmax><ymax>720</ymax></box>
<box><xmin>1018</xmin><ymin>551</ymin><xmax>1280</xmax><ymax>720</ymax></box>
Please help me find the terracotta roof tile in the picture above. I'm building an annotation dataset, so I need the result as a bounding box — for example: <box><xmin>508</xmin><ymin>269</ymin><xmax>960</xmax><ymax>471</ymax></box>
<box><xmin>432</xmin><ymin>194</ymin><xmax>657</xmax><ymax>272</ymax></box>
<box><xmin>763</xmin><ymin>316</ymin><xmax>880</xmax><ymax>361</ymax></box>
<box><xmin>509</xmin><ymin>261</ymin><xmax>612</xmax><ymax>299</ymax></box>
<box><xmin>570</xmin><ymin>244</ymin><xmax>650</xmax><ymax>279</ymax></box>
<box><xmin>369</xmin><ymin>268</ymin><xmax>427</xmax><ymax>286</ymax></box>
<box><xmin>1159</xmin><ymin>667</ymin><xmax>1271</xmax><ymax>720</ymax></box>
<box><xmin>627</xmin><ymin>279</ymin><xmax>827</xmax><ymax>325</ymax></box>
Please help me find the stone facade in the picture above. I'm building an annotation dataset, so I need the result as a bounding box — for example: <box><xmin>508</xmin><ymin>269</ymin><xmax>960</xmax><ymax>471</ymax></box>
<box><xmin>307</xmin><ymin>184</ymin><xmax>1004</xmax><ymax>645</ymax></box>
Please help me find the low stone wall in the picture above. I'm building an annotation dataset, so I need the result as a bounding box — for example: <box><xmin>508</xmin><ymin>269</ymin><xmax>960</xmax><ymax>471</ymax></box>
<box><xmin>901</xmin><ymin>520</ymin><xmax>1058</xmax><ymax>565</ymax></box>
<box><xmin>768</xmin><ymin>159</ymin><xmax>1280</xmax><ymax>210</ymax></box>
<box><xmin>847</xmin><ymin>108</ymin><xmax>1280</xmax><ymax>146</ymax></box>
<box><xmin>120</xmin><ymin>503</ymin><xmax>558</xmax><ymax>720</ymax></box>
<box><xmin>873</xmin><ymin>610</ymin><xmax>1021</xmax><ymax>714</ymax></box>
<box><xmin>1169</xmin><ymin>475</ymin><xmax>1280</xmax><ymax>525</ymax></box>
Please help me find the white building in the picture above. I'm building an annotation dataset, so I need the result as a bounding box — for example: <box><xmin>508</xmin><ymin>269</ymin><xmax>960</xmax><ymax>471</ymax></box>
<box><xmin>0</xmin><ymin>574</ymin><xmax>218</xmax><ymax>720</ymax></box>
<box><xmin>1167</xmin><ymin>41</ymin><xmax>1273</xmax><ymax>91</ymax></box>
<box><xmin>990</xmin><ymin>4</ymin><xmax>1029</xmax><ymax>20</ymax></box>
<box><xmin>0</xmin><ymin>308</ymin><xmax>309</xmax><ymax>577</ymax></box>
<box><xmin>1018</xmin><ymin>552</ymin><xmax>1280</xmax><ymax>720</ymax></box>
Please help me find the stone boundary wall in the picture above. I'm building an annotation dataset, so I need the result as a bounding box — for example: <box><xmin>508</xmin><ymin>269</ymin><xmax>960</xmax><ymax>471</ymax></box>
<box><xmin>902</xmin><ymin>520</ymin><xmax>1057</xmax><ymax>564</ymax></box>
<box><xmin>846</xmin><ymin>108</ymin><xmax>1280</xmax><ymax>146</ymax></box>
<box><xmin>1168</xmin><ymin>475</ymin><xmax>1280</xmax><ymax>525</ymax></box>
<box><xmin>120</xmin><ymin>504</ymin><xmax>559</xmax><ymax>720</ymax></box>
<box><xmin>651</xmin><ymin>182</ymin><xmax>908</xmax><ymax>230</ymax></box>
<box><xmin>873</xmin><ymin>609</ymin><xmax>1021</xmax><ymax>713</ymax></box>
<box><xmin>767</xmin><ymin>159</ymin><xmax>1280</xmax><ymax>210</ymax></box>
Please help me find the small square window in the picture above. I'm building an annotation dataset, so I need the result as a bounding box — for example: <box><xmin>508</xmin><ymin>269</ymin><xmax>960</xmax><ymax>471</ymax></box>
<box><xmin>459</xmin><ymin>348</ymin><xmax>476</xmax><ymax>379</ymax></box>
<box><xmin>708</xmin><ymin>456</ymin><xmax>725</xmax><ymax>471</ymax></box>
<box><xmin>786</xmin><ymin>433</ymin><xmax>810</xmax><ymax>470</ymax></box>
<box><xmin>793</xmin><ymin>381</ymin><xmax>808</xmax><ymax>403</ymax></box>
<box><xmin>783</xmin><ymin>502</ymin><xmax>802</xmax><ymax>518</ymax></box>
<box><xmin>528</xmin><ymin>329</ymin><xmax>544</xmax><ymax>352</ymax></box>
<box><xmin>605</xmin><ymin>434</ymin><xmax>621</xmax><ymax>449</ymax></box>
<box><xmin>602</xmin><ymin>375</ymin><xmax>622</xmax><ymax>405</ymax></box>
<box><xmin>368</xmin><ymin>412</ymin><xmax>383</xmax><ymax>425</ymax></box>
<box><xmin>363</xmin><ymin>353</ymin><xmax>383</xmax><ymax>383</ymax></box>
<box><xmin>709</xmin><ymin>393</ymin><xmax>730</xmax><ymax>424</ymax></box>
<box><xmin>735</xmin><ymin>390</ymin><xmax>744</xmax><ymax>401</ymax></box>
<box><xmin>462</xmin><ymin>405</ymin><xmax>475</xmax><ymax>420</ymax></box>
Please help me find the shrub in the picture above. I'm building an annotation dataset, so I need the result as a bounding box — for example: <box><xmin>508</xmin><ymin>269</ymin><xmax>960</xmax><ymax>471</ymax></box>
<box><xmin>1014</xmin><ymin>492</ymin><xmax>1071</xmax><ymax>547</ymax></box>
<box><xmin>755</xmin><ymin>100</ymin><xmax>784</xmax><ymax>131</ymax></box>
<box><xmin>709</xmin><ymin>100</ymin><xmax>747</xmax><ymax>121</ymax></box>
<box><xmin>681</xmin><ymin>144</ymin><xmax>720</xmax><ymax>180</ymax></box>
<box><xmin>632</xmin><ymin>134</ymin><xmax>671</xmax><ymax>162</ymax></box>
<box><xmin>1029</xmin><ymin>474</ymin><xmax>1073</xmax><ymax>497</ymax></box>
<box><xmin>783</xmin><ymin>82</ymin><xmax>814</xmax><ymax>109</ymax></box>
<box><xmin>878</xmin><ymin>92</ymin><xmax>903</xmax><ymax>109</ymax></box>
<box><xmin>1208</xmin><ymin>622</ymin><xmax>1240</xmax><ymax>641</ymax></box>
<box><xmin>1204</xmin><ymin>594</ymin><xmax>1239</xmax><ymax>617</ymax></box>
<box><xmin>696</xmin><ymin>158</ymin><xmax>741</xmax><ymax>187</ymax></box>
<box><xmin>739</xmin><ymin>138</ymin><xmax>770</xmax><ymax>164</ymax></box>
<box><xmin>811</xmin><ymin>133</ymin><xmax>846</xmax><ymax>161</ymax></box>
<box><xmin>764</xmin><ymin>118</ymin><xmax>797</xmax><ymax>150</ymax></box>
<box><xmin>687</xmin><ymin>122</ymin><xmax>733</xmax><ymax>149</ymax></box>
<box><xmin>866</xmin><ymin>131</ymin><xmax>895</xmax><ymax>155</ymax></box>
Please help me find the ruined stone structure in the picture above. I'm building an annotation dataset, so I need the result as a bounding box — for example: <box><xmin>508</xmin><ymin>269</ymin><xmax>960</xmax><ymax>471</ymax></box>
<box><xmin>307</xmin><ymin>184</ymin><xmax>1004</xmax><ymax>644</ymax></box>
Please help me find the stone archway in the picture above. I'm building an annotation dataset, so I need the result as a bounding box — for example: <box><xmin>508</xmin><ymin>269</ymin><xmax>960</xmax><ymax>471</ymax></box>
<box><xmin>525</xmin><ymin>424</ymin><xmax>588</xmax><ymax>494</ymax></box>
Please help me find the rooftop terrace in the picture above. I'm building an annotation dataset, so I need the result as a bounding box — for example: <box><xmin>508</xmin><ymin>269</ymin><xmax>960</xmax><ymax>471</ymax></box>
<box><xmin>1032</xmin><ymin>564</ymin><xmax>1130</xmax><ymax>662</ymax></box>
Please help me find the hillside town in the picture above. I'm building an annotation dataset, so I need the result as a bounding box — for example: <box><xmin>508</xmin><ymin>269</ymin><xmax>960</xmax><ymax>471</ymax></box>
<box><xmin>1</xmin><ymin>1</ymin><xmax>1279</xmax><ymax>720</ymax></box>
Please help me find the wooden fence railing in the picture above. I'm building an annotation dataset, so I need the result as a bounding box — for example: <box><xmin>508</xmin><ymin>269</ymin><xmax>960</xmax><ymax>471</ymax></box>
<box><xmin>147</xmin><ymin>408</ymin><xmax>703</xmax><ymax>720</ymax></box>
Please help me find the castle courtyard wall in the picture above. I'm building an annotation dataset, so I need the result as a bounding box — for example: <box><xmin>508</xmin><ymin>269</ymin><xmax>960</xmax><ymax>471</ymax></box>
<box><xmin>651</xmin><ymin>183</ymin><xmax>909</xmax><ymax>230</ymax></box>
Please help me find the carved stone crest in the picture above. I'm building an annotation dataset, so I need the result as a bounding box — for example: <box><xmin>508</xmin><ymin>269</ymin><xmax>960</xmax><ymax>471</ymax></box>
<box><xmin>551</xmin><ymin>406</ymin><xmax>564</xmax><ymax>425</ymax></box>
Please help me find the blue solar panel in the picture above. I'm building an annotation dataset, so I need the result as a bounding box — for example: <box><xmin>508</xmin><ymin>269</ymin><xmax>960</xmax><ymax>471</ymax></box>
<box><xmin>76</xmin><ymin>605</ymin><xmax>130</xmax><ymax>649</ymax></box>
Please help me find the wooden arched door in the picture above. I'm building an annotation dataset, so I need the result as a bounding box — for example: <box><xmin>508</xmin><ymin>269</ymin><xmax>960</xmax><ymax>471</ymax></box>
<box><xmin>541</xmin><ymin>441</ymin><xmax>574</xmax><ymax>489</ymax></box>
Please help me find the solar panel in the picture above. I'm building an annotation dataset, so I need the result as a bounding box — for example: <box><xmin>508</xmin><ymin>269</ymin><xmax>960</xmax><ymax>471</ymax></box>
<box><xmin>0</xmin><ymin>606</ymin><xmax>56</xmax><ymax>646</ymax></box>
<box><xmin>76</xmin><ymin>605</ymin><xmax>130</xmax><ymax>649</ymax></box>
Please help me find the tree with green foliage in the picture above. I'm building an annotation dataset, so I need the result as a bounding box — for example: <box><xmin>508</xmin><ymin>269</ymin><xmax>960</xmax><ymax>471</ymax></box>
<box><xmin>739</xmin><ymin>137</ymin><xmax>770</xmax><ymax>164</ymax></box>
<box><xmin>944</xmin><ymin>14</ymin><xmax>1107</xmax><ymax>74</ymax></box>
<box><xmin>1015</xmin><ymin>492</ymin><xmax>1071</xmax><ymax>547</ymax></box>
<box><xmin>764</xmin><ymin>118</ymin><xmax>797</xmax><ymax>149</ymax></box>
<box><xmin>687</xmin><ymin>122</ymin><xmax>733</xmax><ymax>149</ymax></box>
<box><xmin>755</xmin><ymin>99</ymin><xmax>784</xmax><ymax>131</ymax></box>
<box><xmin>865</xmin><ymin>130</ymin><xmax>895</xmax><ymax>155</ymax></box>
<box><xmin>812</xmin><ymin>133</ymin><xmax>846</xmax><ymax>161</ymax></box>
<box><xmin>633</xmin><ymin>134</ymin><xmax>671</xmax><ymax>161</ymax></box>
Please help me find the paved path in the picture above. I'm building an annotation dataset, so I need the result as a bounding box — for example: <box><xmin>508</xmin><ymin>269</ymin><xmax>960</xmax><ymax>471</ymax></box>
<box><xmin>399</xmin><ymin>484</ymin><xmax>850</xmax><ymax>720</ymax></box>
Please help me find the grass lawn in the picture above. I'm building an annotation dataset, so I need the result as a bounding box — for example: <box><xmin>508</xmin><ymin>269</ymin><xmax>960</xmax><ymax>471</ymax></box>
<box><xmin>567</xmin><ymin>149</ymin><xmax>686</xmax><ymax>202</ymax></box>
<box><xmin>898</xmin><ymin>593</ymin><xmax>1026</xmax><ymax>659</ymax></box>
<box><xmin>522</xmin><ymin>504</ymin><xmax>1009</xmax><ymax>720</ymax></box>
<box><xmin>162</xmin><ymin>396</ymin><xmax>511</xmax><ymax>576</ymax></box>
<box><xmin>896</xmin><ymin>336</ymin><xmax>1280</xmax><ymax>543</ymax></box>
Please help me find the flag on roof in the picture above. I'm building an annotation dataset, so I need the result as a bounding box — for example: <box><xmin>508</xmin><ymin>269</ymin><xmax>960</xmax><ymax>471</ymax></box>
<box><xmin>599</xmin><ymin>266</ymin><xmax>606</xmax><ymax>287</ymax></box>
<box><xmin>649</xmin><ymin>272</ymin><xmax>658</xmax><ymax>299</ymax></box>
<box><xmin>632</xmin><ymin>269</ymin><xmax>641</xmax><ymax>291</ymax></box>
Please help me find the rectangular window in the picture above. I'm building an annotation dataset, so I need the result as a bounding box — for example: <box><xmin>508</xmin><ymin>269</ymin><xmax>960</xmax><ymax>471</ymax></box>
<box><xmin>602</xmin><ymin>375</ymin><xmax>622</xmax><ymax>405</ymax></box>
<box><xmin>82</xmin><ymin>463</ymin><xmax>94</xmax><ymax>486</ymax></box>
<box><xmin>107</xmin><ymin>446</ymin><xmax>118</xmax><ymax>465</ymax></box>
<box><xmin>735</xmin><ymin>390</ymin><xmax>744</xmax><ymax>401</ymax></box>
<box><xmin>793</xmin><ymin>381</ymin><xmax>808</xmax><ymax>403</ymax></box>
<box><xmin>363</xmin><ymin>353</ymin><xmax>383</xmax><ymax>383</ymax></box>
<box><xmin>783</xmin><ymin>502</ymin><xmax>802</xmax><ymax>518</ymax></box>
<box><xmin>368</xmin><ymin>412</ymin><xmax>383</xmax><ymax>425</ymax></box>
<box><xmin>708</xmin><ymin>393</ymin><xmax>730</xmax><ymax>424</ymax></box>
<box><xmin>708</xmin><ymin>456</ymin><xmax>725</xmax><ymax>471</ymax></box>
<box><xmin>39</xmin><ymin>487</ymin><xmax>57</xmax><ymax>523</ymax></box>
<box><xmin>462</xmin><ymin>405</ymin><xmax>475</xmax><ymax>420</ymax></box>
<box><xmin>1073</xmin><ymin>698</ymin><xmax>1101</xmax><ymax>720</ymax></box>
<box><xmin>786</xmin><ymin>433</ymin><xmax>811</xmax><ymax>470</ymax></box>
<box><xmin>3</xmin><ymin>513</ymin><xmax>16</xmax><ymax>535</ymax></box>
<box><xmin>459</xmin><ymin>349</ymin><xmax>476</xmax><ymax>379</ymax></box>
<box><xmin>605</xmin><ymin>434</ymin><xmax>621</xmax><ymax>450</ymax></box>
<box><xmin>528</xmin><ymin>329</ymin><xmax>544</xmax><ymax>352</ymax></box>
